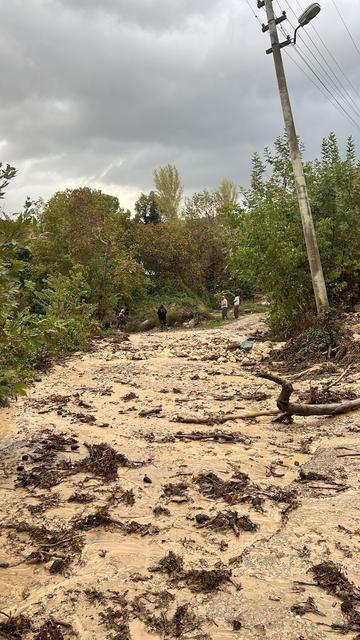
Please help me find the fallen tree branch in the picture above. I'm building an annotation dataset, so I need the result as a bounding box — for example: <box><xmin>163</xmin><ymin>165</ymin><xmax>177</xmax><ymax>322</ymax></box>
<box><xmin>324</xmin><ymin>365</ymin><xmax>352</xmax><ymax>391</ymax></box>
<box><xmin>171</xmin><ymin>409</ymin><xmax>281</xmax><ymax>426</ymax></box>
<box><xmin>257</xmin><ymin>372</ymin><xmax>360</xmax><ymax>417</ymax></box>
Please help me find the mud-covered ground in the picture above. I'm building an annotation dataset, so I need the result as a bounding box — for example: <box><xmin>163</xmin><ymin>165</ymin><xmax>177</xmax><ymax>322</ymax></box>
<box><xmin>1</xmin><ymin>313</ymin><xmax>360</xmax><ymax>640</ymax></box>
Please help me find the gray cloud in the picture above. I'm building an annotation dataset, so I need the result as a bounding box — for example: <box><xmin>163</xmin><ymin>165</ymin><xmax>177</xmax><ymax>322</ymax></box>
<box><xmin>1</xmin><ymin>0</ymin><xmax>360</xmax><ymax>213</ymax></box>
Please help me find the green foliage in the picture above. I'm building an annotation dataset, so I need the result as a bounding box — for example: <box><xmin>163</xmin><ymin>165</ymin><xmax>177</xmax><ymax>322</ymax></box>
<box><xmin>154</xmin><ymin>164</ymin><xmax>183</xmax><ymax>220</ymax></box>
<box><xmin>134</xmin><ymin>191</ymin><xmax>160</xmax><ymax>224</ymax></box>
<box><xmin>228</xmin><ymin>133</ymin><xmax>360</xmax><ymax>335</ymax></box>
<box><xmin>33</xmin><ymin>187</ymin><xmax>148</xmax><ymax>321</ymax></box>
<box><xmin>1</xmin><ymin>131</ymin><xmax>359</xmax><ymax>402</ymax></box>
<box><xmin>0</xmin><ymin>164</ymin><xmax>17</xmax><ymax>200</ymax></box>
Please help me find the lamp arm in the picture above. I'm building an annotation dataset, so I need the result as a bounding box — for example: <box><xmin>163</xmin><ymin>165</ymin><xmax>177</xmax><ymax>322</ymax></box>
<box><xmin>293</xmin><ymin>24</ymin><xmax>302</xmax><ymax>44</ymax></box>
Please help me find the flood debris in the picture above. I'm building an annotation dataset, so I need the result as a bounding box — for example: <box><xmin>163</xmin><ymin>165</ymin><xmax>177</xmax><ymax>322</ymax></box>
<box><xmin>182</xmin><ymin>567</ymin><xmax>232</xmax><ymax>592</ymax></box>
<box><xmin>266</xmin><ymin>486</ymin><xmax>300</xmax><ymax>521</ymax></box>
<box><xmin>299</xmin><ymin>469</ymin><xmax>332</xmax><ymax>483</ymax></box>
<box><xmin>162</xmin><ymin>482</ymin><xmax>189</xmax><ymax>498</ymax></box>
<box><xmin>111</xmin><ymin>488</ymin><xmax>136</xmax><ymax>506</ymax></box>
<box><xmin>132</xmin><ymin>599</ymin><xmax>200</xmax><ymax>638</ymax></box>
<box><xmin>99</xmin><ymin>607</ymin><xmax>130</xmax><ymax>640</ymax></box>
<box><xmin>73</xmin><ymin>507</ymin><xmax>115</xmax><ymax>531</ymax></box>
<box><xmin>68</xmin><ymin>492</ymin><xmax>95</xmax><ymax>504</ymax></box>
<box><xmin>73</xmin><ymin>443</ymin><xmax>120</xmax><ymax>481</ymax></box>
<box><xmin>121</xmin><ymin>521</ymin><xmax>159</xmax><ymax>536</ymax></box>
<box><xmin>300</xmin><ymin>385</ymin><xmax>357</xmax><ymax>405</ymax></box>
<box><xmin>71</xmin><ymin>506</ymin><xmax>159</xmax><ymax>536</ymax></box>
<box><xmin>194</xmin><ymin>510</ymin><xmax>258</xmax><ymax>536</ymax></box>
<box><xmin>16</xmin><ymin>431</ymin><xmax>80</xmax><ymax>489</ymax></box>
<box><xmin>0</xmin><ymin>614</ymin><xmax>71</xmax><ymax>639</ymax></box>
<box><xmin>309</xmin><ymin>561</ymin><xmax>360</xmax><ymax>634</ymax></box>
<box><xmin>309</xmin><ymin>561</ymin><xmax>360</xmax><ymax>601</ymax></box>
<box><xmin>291</xmin><ymin>596</ymin><xmax>324</xmax><ymax>617</ymax></box>
<box><xmin>193</xmin><ymin>471</ymin><xmax>256</xmax><ymax>505</ymax></box>
<box><xmin>173</xmin><ymin>430</ymin><xmax>251</xmax><ymax>444</ymax></box>
<box><xmin>258</xmin><ymin>371</ymin><xmax>360</xmax><ymax>418</ymax></box>
<box><xmin>139</xmin><ymin>406</ymin><xmax>162</xmax><ymax>417</ymax></box>
<box><xmin>28</xmin><ymin>493</ymin><xmax>61</xmax><ymax>514</ymax></box>
<box><xmin>149</xmin><ymin>551</ymin><xmax>184</xmax><ymax>576</ymax></box>
<box><xmin>153</xmin><ymin>505</ymin><xmax>171</xmax><ymax>517</ymax></box>
<box><xmin>73</xmin><ymin>443</ymin><xmax>144</xmax><ymax>482</ymax></box>
<box><xmin>1</xmin><ymin>521</ymin><xmax>85</xmax><ymax>573</ymax></box>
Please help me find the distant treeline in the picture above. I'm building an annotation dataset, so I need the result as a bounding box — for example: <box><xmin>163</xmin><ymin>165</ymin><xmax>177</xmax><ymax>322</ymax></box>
<box><xmin>0</xmin><ymin>132</ymin><xmax>359</xmax><ymax>404</ymax></box>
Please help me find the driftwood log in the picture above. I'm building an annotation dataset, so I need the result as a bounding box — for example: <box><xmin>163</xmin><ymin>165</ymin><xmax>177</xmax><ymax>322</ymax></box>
<box><xmin>258</xmin><ymin>372</ymin><xmax>360</xmax><ymax>417</ymax></box>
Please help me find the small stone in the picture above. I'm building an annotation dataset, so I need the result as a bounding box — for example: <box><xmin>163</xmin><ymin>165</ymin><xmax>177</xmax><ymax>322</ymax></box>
<box><xmin>232</xmin><ymin>620</ymin><xmax>242</xmax><ymax>630</ymax></box>
<box><xmin>143</xmin><ymin>475</ymin><xmax>152</xmax><ymax>484</ymax></box>
<box><xmin>195</xmin><ymin>513</ymin><xmax>210</xmax><ymax>524</ymax></box>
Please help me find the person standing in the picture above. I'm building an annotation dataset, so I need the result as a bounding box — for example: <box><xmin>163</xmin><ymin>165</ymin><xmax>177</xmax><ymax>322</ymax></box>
<box><xmin>157</xmin><ymin>304</ymin><xmax>167</xmax><ymax>331</ymax></box>
<box><xmin>233</xmin><ymin>294</ymin><xmax>240</xmax><ymax>319</ymax></box>
<box><xmin>117</xmin><ymin>308</ymin><xmax>126</xmax><ymax>330</ymax></box>
<box><xmin>221</xmin><ymin>295</ymin><xmax>228</xmax><ymax>320</ymax></box>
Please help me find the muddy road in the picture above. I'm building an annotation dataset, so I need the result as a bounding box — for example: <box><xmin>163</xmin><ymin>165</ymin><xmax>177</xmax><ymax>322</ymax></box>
<box><xmin>1</xmin><ymin>314</ymin><xmax>360</xmax><ymax>640</ymax></box>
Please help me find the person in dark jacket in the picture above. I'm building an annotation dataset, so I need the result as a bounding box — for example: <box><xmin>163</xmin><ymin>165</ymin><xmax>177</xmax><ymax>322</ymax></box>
<box><xmin>157</xmin><ymin>304</ymin><xmax>167</xmax><ymax>331</ymax></box>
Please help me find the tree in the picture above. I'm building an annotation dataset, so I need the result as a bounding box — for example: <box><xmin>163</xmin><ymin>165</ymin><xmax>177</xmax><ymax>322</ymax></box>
<box><xmin>228</xmin><ymin>133</ymin><xmax>360</xmax><ymax>334</ymax></box>
<box><xmin>218</xmin><ymin>178</ymin><xmax>238</xmax><ymax>206</ymax></box>
<box><xmin>33</xmin><ymin>187</ymin><xmax>147</xmax><ymax>319</ymax></box>
<box><xmin>184</xmin><ymin>189</ymin><xmax>222</xmax><ymax>219</ymax></box>
<box><xmin>154</xmin><ymin>164</ymin><xmax>183</xmax><ymax>220</ymax></box>
<box><xmin>0</xmin><ymin>164</ymin><xmax>17</xmax><ymax>201</ymax></box>
<box><xmin>134</xmin><ymin>191</ymin><xmax>160</xmax><ymax>224</ymax></box>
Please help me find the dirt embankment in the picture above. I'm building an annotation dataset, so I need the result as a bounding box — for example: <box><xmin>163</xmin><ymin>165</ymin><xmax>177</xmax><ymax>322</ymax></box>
<box><xmin>0</xmin><ymin>314</ymin><xmax>360</xmax><ymax>640</ymax></box>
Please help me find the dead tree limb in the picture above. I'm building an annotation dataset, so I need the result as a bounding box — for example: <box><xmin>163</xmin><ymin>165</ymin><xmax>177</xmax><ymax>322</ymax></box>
<box><xmin>172</xmin><ymin>409</ymin><xmax>280</xmax><ymax>426</ymax></box>
<box><xmin>258</xmin><ymin>372</ymin><xmax>360</xmax><ymax>417</ymax></box>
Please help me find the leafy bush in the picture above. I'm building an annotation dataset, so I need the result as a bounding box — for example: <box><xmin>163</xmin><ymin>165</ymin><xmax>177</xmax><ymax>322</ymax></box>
<box><xmin>228</xmin><ymin>133</ymin><xmax>360</xmax><ymax>336</ymax></box>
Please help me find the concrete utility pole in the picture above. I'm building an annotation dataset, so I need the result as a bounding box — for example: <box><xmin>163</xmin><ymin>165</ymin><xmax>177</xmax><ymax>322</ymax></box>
<box><xmin>262</xmin><ymin>0</ymin><xmax>329</xmax><ymax>315</ymax></box>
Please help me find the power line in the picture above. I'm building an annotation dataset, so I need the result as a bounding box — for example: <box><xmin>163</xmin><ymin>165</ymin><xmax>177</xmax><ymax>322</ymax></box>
<box><xmin>281</xmin><ymin>0</ymin><xmax>360</xmax><ymax>120</ymax></box>
<box><xmin>308</xmin><ymin>22</ymin><xmax>360</xmax><ymax>102</ymax></box>
<box><xmin>279</xmin><ymin>0</ymin><xmax>360</xmax><ymax>122</ymax></box>
<box><xmin>251</xmin><ymin>0</ymin><xmax>360</xmax><ymax>129</ymax></box>
<box><xmin>283</xmin><ymin>46</ymin><xmax>360</xmax><ymax>130</ymax></box>
<box><xmin>244</xmin><ymin>0</ymin><xmax>263</xmax><ymax>27</ymax></box>
<box><xmin>292</xmin><ymin>46</ymin><xmax>360</xmax><ymax>131</ymax></box>
<box><xmin>292</xmin><ymin>0</ymin><xmax>360</xmax><ymax>101</ymax></box>
<box><xmin>296</xmin><ymin>32</ymin><xmax>360</xmax><ymax>122</ymax></box>
<box><xmin>329</xmin><ymin>0</ymin><xmax>360</xmax><ymax>61</ymax></box>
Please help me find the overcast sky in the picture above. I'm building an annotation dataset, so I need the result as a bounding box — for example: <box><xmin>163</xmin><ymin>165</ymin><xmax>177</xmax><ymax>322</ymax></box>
<box><xmin>2</xmin><ymin>0</ymin><xmax>360</xmax><ymax>213</ymax></box>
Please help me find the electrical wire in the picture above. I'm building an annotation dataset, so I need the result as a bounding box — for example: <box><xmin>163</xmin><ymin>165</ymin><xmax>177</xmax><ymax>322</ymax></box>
<box><xmin>280</xmin><ymin>0</ymin><xmax>360</xmax><ymax>122</ymax></box>
<box><xmin>245</xmin><ymin>0</ymin><xmax>360</xmax><ymax>130</ymax></box>
<box><xmin>329</xmin><ymin>0</ymin><xmax>360</xmax><ymax>61</ymax></box>
<box><xmin>244</xmin><ymin>0</ymin><xmax>264</xmax><ymax>27</ymax></box>
<box><xmin>292</xmin><ymin>0</ymin><xmax>360</xmax><ymax>101</ymax></box>
<box><xmin>283</xmin><ymin>46</ymin><xmax>360</xmax><ymax>129</ymax></box>
<box><xmin>292</xmin><ymin>46</ymin><xmax>360</xmax><ymax>130</ymax></box>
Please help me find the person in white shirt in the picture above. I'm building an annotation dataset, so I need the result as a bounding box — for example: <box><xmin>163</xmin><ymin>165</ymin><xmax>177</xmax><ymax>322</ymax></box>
<box><xmin>233</xmin><ymin>295</ymin><xmax>240</xmax><ymax>319</ymax></box>
<box><xmin>221</xmin><ymin>295</ymin><xmax>228</xmax><ymax>320</ymax></box>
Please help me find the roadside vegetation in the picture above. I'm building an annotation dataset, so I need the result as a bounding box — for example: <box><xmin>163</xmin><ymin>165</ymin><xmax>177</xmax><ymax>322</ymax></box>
<box><xmin>0</xmin><ymin>132</ymin><xmax>359</xmax><ymax>404</ymax></box>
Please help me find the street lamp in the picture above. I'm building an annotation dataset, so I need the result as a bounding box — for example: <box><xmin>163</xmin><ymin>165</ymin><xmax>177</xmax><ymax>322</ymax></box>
<box><xmin>294</xmin><ymin>2</ymin><xmax>321</xmax><ymax>43</ymax></box>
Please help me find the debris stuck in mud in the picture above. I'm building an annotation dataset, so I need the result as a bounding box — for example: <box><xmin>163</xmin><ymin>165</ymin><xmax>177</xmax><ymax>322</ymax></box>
<box><xmin>182</xmin><ymin>567</ymin><xmax>232</xmax><ymax>592</ymax></box>
<box><xmin>149</xmin><ymin>551</ymin><xmax>184</xmax><ymax>576</ymax></box>
<box><xmin>2</xmin><ymin>312</ymin><xmax>360</xmax><ymax>640</ymax></box>
<box><xmin>73</xmin><ymin>442</ymin><xmax>144</xmax><ymax>481</ymax></box>
<box><xmin>0</xmin><ymin>614</ymin><xmax>71</xmax><ymax>640</ymax></box>
<box><xmin>310</xmin><ymin>561</ymin><xmax>360</xmax><ymax>601</ymax></box>
<box><xmin>193</xmin><ymin>471</ymin><xmax>257</xmax><ymax>505</ymax></box>
<box><xmin>194</xmin><ymin>510</ymin><xmax>258</xmax><ymax>536</ymax></box>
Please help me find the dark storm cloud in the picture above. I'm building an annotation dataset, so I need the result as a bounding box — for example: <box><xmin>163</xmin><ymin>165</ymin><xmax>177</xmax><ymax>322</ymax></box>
<box><xmin>1</xmin><ymin>0</ymin><xmax>360</xmax><ymax>212</ymax></box>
